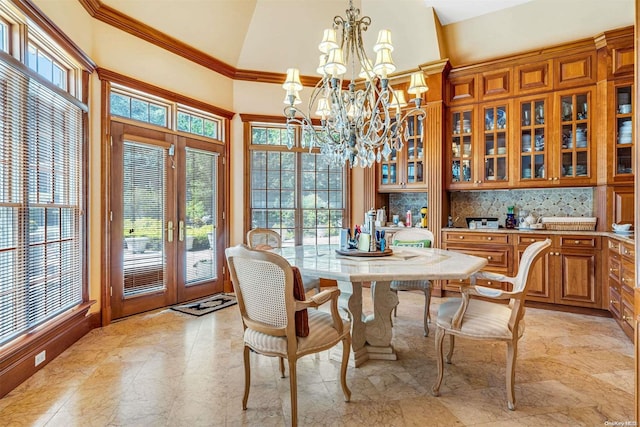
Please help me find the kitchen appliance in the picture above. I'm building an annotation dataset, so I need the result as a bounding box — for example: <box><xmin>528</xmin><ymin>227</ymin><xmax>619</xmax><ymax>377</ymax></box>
<box><xmin>465</xmin><ymin>217</ymin><xmax>499</xmax><ymax>229</ymax></box>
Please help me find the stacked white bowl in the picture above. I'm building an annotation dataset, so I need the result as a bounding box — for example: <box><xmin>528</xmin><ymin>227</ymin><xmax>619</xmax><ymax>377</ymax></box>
<box><xmin>619</xmin><ymin>120</ymin><xmax>632</xmax><ymax>144</ymax></box>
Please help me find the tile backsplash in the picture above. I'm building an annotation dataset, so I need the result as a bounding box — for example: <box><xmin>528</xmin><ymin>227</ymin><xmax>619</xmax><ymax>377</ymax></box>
<box><xmin>388</xmin><ymin>192</ymin><xmax>428</xmax><ymax>225</ymax></box>
<box><xmin>449</xmin><ymin>187</ymin><xmax>595</xmax><ymax>227</ymax></box>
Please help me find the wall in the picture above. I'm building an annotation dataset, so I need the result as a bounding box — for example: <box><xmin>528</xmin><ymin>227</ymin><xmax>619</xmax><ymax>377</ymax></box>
<box><xmin>449</xmin><ymin>187</ymin><xmax>595</xmax><ymax>228</ymax></box>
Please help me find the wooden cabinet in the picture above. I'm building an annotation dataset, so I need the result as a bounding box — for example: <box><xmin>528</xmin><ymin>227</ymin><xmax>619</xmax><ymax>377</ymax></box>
<box><xmin>611</xmin><ymin>82</ymin><xmax>634</xmax><ymax>183</ymax></box>
<box><xmin>516</xmin><ymin>234</ymin><xmax>601</xmax><ymax>308</ymax></box>
<box><xmin>550</xmin><ymin>87</ymin><xmax>596</xmax><ymax>185</ymax></box>
<box><xmin>442</xmin><ymin>231</ymin><xmax>512</xmax><ymax>292</ymax></box>
<box><xmin>378</xmin><ymin>114</ymin><xmax>426</xmax><ymax>191</ymax></box>
<box><xmin>611</xmin><ymin>185</ymin><xmax>635</xmax><ymax>226</ymax></box>
<box><xmin>479</xmin><ymin>102</ymin><xmax>511</xmax><ymax>186</ymax></box>
<box><xmin>607</xmin><ymin>238</ymin><xmax>636</xmax><ymax>340</ymax></box>
<box><xmin>447</xmin><ymin>106</ymin><xmax>475</xmax><ymax>188</ymax></box>
<box><xmin>514</xmin><ymin>95</ymin><xmax>551</xmax><ymax>186</ymax></box>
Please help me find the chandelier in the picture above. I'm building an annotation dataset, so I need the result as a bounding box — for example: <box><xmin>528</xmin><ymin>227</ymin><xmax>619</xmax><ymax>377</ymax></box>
<box><xmin>282</xmin><ymin>0</ymin><xmax>428</xmax><ymax>168</ymax></box>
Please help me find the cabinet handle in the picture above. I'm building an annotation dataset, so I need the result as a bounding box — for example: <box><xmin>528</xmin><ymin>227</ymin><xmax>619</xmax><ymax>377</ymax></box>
<box><xmin>555</xmin><ymin>252</ymin><xmax>560</xmax><ymax>256</ymax></box>
<box><xmin>621</xmin><ymin>278</ymin><xmax>626</xmax><ymax>283</ymax></box>
<box><xmin>459</xmin><ymin>236</ymin><xmax>464</xmax><ymax>239</ymax></box>
<box><xmin>487</xmin><ymin>256</ymin><xmax>493</xmax><ymax>260</ymax></box>
<box><xmin>610</xmin><ymin>268</ymin><xmax>618</xmax><ymax>273</ymax></box>
<box><xmin>574</xmin><ymin>240</ymin><xmax>580</xmax><ymax>244</ymax></box>
<box><xmin>548</xmin><ymin>177</ymin><xmax>553</xmax><ymax>181</ymax></box>
<box><xmin>623</xmin><ymin>315</ymin><xmax>631</xmax><ymax>321</ymax></box>
<box><xmin>530</xmin><ymin>239</ymin><xmax>535</xmax><ymax>242</ymax></box>
<box><xmin>624</xmin><ymin>250</ymin><xmax>630</xmax><ymax>255</ymax></box>
<box><xmin>487</xmin><ymin>237</ymin><xmax>493</xmax><ymax>241</ymax></box>
<box><xmin>487</xmin><ymin>281</ymin><xmax>493</xmax><ymax>285</ymax></box>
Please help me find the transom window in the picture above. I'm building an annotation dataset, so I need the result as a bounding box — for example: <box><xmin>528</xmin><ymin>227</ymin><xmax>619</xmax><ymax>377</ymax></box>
<box><xmin>109</xmin><ymin>86</ymin><xmax>224</xmax><ymax>142</ymax></box>
<box><xmin>248</xmin><ymin>123</ymin><xmax>346</xmax><ymax>246</ymax></box>
<box><xmin>27</xmin><ymin>41</ymin><xmax>68</xmax><ymax>90</ymax></box>
<box><xmin>0</xmin><ymin>19</ymin><xmax>7</xmax><ymax>53</ymax></box>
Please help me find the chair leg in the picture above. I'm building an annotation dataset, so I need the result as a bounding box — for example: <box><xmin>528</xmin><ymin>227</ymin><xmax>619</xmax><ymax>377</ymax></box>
<box><xmin>279</xmin><ymin>357</ymin><xmax>285</xmax><ymax>378</ymax></box>
<box><xmin>340</xmin><ymin>335</ymin><xmax>352</xmax><ymax>402</ymax></box>
<box><xmin>506</xmin><ymin>339</ymin><xmax>518</xmax><ymax>411</ymax></box>
<box><xmin>431</xmin><ymin>327</ymin><xmax>445</xmax><ymax>397</ymax></box>
<box><xmin>288</xmin><ymin>359</ymin><xmax>298</xmax><ymax>427</ymax></box>
<box><xmin>422</xmin><ymin>288</ymin><xmax>431</xmax><ymax>337</ymax></box>
<box><xmin>242</xmin><ymin>346</ymin><xmax>251</xmax><ymax>410</ymax></box>
<box><xmin>446</xmin><ymin>334</ymin><xmax>455</xmax><ymax>364</ymax></box>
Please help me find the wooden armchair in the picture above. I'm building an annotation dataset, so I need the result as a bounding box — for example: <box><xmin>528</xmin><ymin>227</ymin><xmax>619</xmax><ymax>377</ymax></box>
<box><xmin>431</xmin><ymin>238</ymin><xmax>551</xmax><ymax>410</ymax></box>
<box><xmin>246</xmin><ymin>228</ymin><xmax>321</xmax><ymax>294</ymax></box>
<box><xmin>225</xmin><ymin>244</ymin><xmax>351</xmax><ymax>426</ymax></box>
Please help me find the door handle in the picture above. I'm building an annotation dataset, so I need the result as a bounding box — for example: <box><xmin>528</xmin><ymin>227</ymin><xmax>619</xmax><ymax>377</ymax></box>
<box><xmin>167</xmin><ymin>221</ymin><xmax>174</xmax><ymax>242</ymax></box>
<box><xmin>179</xmin><ymin>220</ymin><xmax>185</xmax><ymax>242</ymax></box>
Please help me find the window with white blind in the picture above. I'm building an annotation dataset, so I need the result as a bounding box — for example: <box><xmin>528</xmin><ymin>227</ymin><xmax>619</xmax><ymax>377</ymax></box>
<box><xmin>0</xmin><ymin>54</ymin><xmax>85</xmax><ymax>345</ymax></box>
<box><xmin>248</xmin><ymin>123</ymin><xmax>346</xmax><ymax>246</ymax></box>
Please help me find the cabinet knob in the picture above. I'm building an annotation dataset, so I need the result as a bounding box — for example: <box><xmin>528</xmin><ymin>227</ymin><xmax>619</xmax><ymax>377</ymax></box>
<box><xmin>487</xmin><ymin>256</ymin><xmax>493</xmax><ymax>260</ymax></box>
<box><xmin>624</xmin><ymin>250</ymin><xmax>630</xmax><ymax>255</ymax></box>
<box><xmin>459</xmin><ymin>236</ymin><xmax>464</xmax><ymax>239</ymax></box>
<box><xmin>610</xmin><ymin>268</ymin><xmax>618</xmax><ymax>273</ymax></box>
<box><xmin>574</xmin><ymin>240</ymin><xmax>580</xmax><ymax>244</ymax></box>
<box><xmin>623</xmin><ymin>315</ymin><xmax>631</xmax><ymax>321</ymax></box>
<box><xmin>610</xmin><ymin>300</ymin><xmax>615</xmax><ymax>305</ymax></box>
<box><xmin>487</xmin><ymin>281</ymin><xmax>493</xmax><ymax>285</ymax></box>
<box><xmin>530</xmin><ymin>239</ymin><xmax>535</xmax><ymax>242</ymax></box>
<box><xmin>487</xmin><ymin>237</ymin><xmax>493</xmax><ymax>241</ymax></box>
<box><xmin>621</xmin><ymin>278</ymin><xmax>626</xmax><ymax>283</ymax></box>
<box><xmin>555</xmin><ymin>252</ymin><xmax>560</xmax><ymax>256</ymax></box>
<box><xmin>548</xmin><ymin>177</ymin><xmax>553</xmax><ymax>181</ymax></box>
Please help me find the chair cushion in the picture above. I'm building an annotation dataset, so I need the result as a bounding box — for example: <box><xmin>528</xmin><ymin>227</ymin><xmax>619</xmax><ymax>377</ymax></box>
<box><xmin>393</xmin><ymin>239</ymin><xmax>431</xmax><ymax>248</ymax></box>
<box><xmin>244</xmin><ymin>310</ymin><xmax>350</xmax><ymax>355</ymax></box>
<box><xmin>291</xmin><ymin>266</ymin><xmax>309</xmax><ymax>337</ymax></box>
<box><xmin>435</xmin><ymin>298</ymin><xmax>524</xmax><ymax>340</ymax></box>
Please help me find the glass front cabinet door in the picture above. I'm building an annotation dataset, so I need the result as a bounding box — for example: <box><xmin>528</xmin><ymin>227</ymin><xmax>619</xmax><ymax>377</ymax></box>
<box><xmin>403</xmin><ymin>115</ymin><xmax>425</xmax><ymax>188</ymax></box>
<box><xmin>555</xmin><ymin>88</ymin><xmax>594</xmax><ymax>185</ymax></box>
<box><xmin>448</xmin><ymin>107</ymin><xmax>474</xmax><ymax>188</ymax></box>
<box><xmin>613</xmin><ymin>84</ymin><xmax>633</xmax><ymax>182</ymax></box>
<box><xmin>517</xmin><ymin>96</ymin><xmax>549</xmax><ymax>185</ymax></box>
<box><xmin>480</xmin><ymin>103</ymin><xmax>510</xmax><ymax>186</ymax></box>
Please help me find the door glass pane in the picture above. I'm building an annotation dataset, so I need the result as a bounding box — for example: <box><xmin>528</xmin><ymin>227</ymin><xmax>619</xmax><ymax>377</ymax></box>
<box><xmin>185</xmin><ymin>148</ymin><xmax>218</xmax><ymax>285</ymax></box>
<box><xmin>122</xmin><ymin>142</ymin><xmax>166</xmax><ymax>297</ymax></box>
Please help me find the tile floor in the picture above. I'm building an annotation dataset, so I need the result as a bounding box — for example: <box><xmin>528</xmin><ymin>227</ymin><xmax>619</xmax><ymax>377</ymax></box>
<box><xmin>0</xmin><ymin>291</ymin><xmax>635</xmax><ymax>426</ymax></box>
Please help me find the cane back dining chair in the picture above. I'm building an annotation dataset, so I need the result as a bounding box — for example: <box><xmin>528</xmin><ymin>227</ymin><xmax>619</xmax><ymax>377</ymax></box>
<box><xmin>225</xmin><ymin>244</ymin><xmax>351</xmax><ymax>426</ymax></box>
<box><xmin>431</xmin><ymin>238</ymin><xmax>551</xmax><ymax>410</ymax></box>
<box><xmin>246</xmin><ymin>228</ymin><xmax>322</xmax><ymax>294</ymax></box>
<box><xmin>389</xmin><ymin>228</ymin><xmax>434</xmax><ymax>336</ymax></box>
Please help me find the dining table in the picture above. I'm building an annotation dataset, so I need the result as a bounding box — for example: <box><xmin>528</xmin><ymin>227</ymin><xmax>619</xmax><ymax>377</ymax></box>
<box><xmin>275</xmin><ymin>244</ymin><xmax>488</xmax><ymax>367</ymax></box>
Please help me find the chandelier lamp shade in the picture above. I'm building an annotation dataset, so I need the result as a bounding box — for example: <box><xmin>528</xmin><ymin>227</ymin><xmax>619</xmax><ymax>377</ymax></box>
<box><xmin>282</xmin><ymin>0</ymin><xmax>428</xmax><ymax>168</ymax></box>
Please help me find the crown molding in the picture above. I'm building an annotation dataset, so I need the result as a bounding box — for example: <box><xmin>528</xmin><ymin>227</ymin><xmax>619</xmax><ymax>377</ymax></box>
<box><xmin>14</xmin><ymin>0</ymin><xmax>96</xmax><ymax>70</ymax></box>
<box><xmin>77</xmin><ymin>0</ymin><xmax>321</xmax><ymax>87</ymax></box>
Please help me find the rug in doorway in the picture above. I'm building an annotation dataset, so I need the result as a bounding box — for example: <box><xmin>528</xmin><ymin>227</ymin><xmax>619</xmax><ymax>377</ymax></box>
<box><xmin>171</xmin><ymin>294</ymin><xmax>237</xmax><ymax>316</ymax></box>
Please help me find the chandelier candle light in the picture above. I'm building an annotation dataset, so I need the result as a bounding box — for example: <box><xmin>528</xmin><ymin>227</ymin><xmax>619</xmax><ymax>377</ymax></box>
<box><xmin>282</xmin><ymin>0</ymin><xmax>428</xmax><ymax>168</ymax></box>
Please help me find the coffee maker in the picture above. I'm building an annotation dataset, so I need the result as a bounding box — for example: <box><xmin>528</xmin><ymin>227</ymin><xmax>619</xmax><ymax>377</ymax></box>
<box><xmin>420</xmin><ymin>206</ymin><xmax>428</xmax><ymax>228</ymax></box>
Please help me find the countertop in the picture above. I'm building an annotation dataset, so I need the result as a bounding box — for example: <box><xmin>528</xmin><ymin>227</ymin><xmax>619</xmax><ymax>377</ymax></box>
<box><xmin>440</xmin><ymin>227</ymin><xmax>635</xmax><ymax>244</ymax></box>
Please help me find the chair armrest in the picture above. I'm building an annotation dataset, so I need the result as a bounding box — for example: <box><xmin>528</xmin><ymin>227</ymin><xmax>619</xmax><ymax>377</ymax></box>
<box><xmin>462</xmin><ymin>285</ymin><xmax>523</xmax><ymax>300</ymax></box>
<box><xmin>474</xmin><ymin>270</ymin><xmax>516</xmax><ymax>286</ymax></box>
<box><xmin>294</xmin><ymin>288</ymin><xmax>345</xmax><ymax>334</ymax></box>
<box><xmin>451</xmin><ymin>285</ymin><xmax>524</xmax><ymax>329</ymax></box>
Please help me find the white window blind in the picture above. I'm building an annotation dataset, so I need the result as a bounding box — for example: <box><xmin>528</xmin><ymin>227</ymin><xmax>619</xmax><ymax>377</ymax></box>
<box><xmin>0</xmin><ymin>55</ymin><xmax>84</xmax><ymax>345</ymax></box>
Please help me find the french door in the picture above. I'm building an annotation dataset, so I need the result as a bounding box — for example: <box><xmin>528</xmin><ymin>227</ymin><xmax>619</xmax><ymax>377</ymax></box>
<box><xmin>109</xmin><ymin>122</ymin><xmax>224</xmax><ymax>319</ymax></box>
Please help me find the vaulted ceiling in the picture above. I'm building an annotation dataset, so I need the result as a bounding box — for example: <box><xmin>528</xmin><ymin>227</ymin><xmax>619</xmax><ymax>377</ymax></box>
<box><xmin>93</xmin><ymin>0</ymin><xmax>633</xmax><ymax>79</ymax></box>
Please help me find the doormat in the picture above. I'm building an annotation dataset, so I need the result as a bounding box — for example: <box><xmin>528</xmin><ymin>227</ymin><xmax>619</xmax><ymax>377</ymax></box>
<box><xmin>171</xmin><ymin>293</ymin><xmax>237</xmax><ymax>316</ymax></box>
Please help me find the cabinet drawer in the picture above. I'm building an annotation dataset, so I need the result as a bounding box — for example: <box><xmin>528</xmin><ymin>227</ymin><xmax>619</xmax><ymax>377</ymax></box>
<box><xmin>622</xmin><ymin>283</ymin><xmax>634</xmax><ymax>307</ymax></box>
<box><xmin>448</xmin><ymin>247</ymin><xmax>511</xmax><ymax>270</ymax></box>
<box><xmin>621</xmin><ymin>302</ymin><xmax>635</xmax><ymax>331</ymax></box>
<box><xmin>608</xmin><ymin>257</ymin><xmax>621</xmax><ymax>281</ymax></box>
<box><xmin>516</xmin><ymin>234</ymin><xmax>548</xmax><ymax>245</ymax></box>
<box><xmin>558</xmin><ymin>236</ymin><xmax>599</xmax><ymax>249</ymax></box>
<box><xmin>443</xmin><ymin>232</ymin><xmax>509</xmax><ymax>244</ymax></box>
<box><xmin>621</xmin><ymin>259</ymin><xmax>635</xmax><ymax>289</ymax></box>
<box><xmin>609</xmin><ymin>285</ymin><xmax>621</xmax><ymax>318</ymax></box>
<box><xmin>444</xmin><ymin>277</ymin><xmax>507</xmax><ymax>291</ymax></box>
<box><xmin>620</xmin><ymin>242</ymin><xmax>635</xmax><ymax>260</ymax></box>
<box><xmin>608</xmin><ymin>239</ymin><xmax>621</xmax><ymax>252</ymax></box>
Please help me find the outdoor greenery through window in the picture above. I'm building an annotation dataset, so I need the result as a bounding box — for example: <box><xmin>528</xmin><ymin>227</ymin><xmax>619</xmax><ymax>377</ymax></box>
<box><xmin>110</xmin><ymin>90</ymin><xmax>168</xmax><ymax>127</ymax></box>
<box><xmin>177</xmin><ymin>108</ymin><xmax>219</xmax><ymax>139</ymax></box>
<box><xmin>249</xmin><ymin>124</ymin><xmax>345</xmax><ymax>246</ymax></box>
<box><xmin>109</xmin><ymin>87</ymin><xmax>223</xmax><ymax>142</ymax></box>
